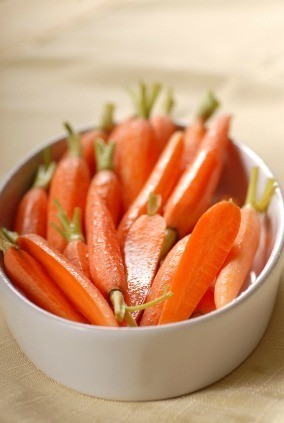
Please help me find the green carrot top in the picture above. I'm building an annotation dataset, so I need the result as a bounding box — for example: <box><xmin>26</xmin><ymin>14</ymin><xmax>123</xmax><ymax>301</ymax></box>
<box><xmin>245</xmin><ymin>166</ymin><xmax>277</xmax><ymax>212</ymax></box>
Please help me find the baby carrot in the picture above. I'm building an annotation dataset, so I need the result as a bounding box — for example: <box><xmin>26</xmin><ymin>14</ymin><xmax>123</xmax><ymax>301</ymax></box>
<box><xmin>52</xmin><ymin>201</ymin><xmax>91</xmax><ymax>280</ymax></box>
<box><xmin>159</xmin><ymin>200</ymin><xmax>241</xmax><ymax>324</ymax></box>
<box><xmin>124</xmin><ymin>194</ymin><xmax>166</xmax><ymax>321</ymax></box>
<box><xmin>81</xmin><ymin>103</ymin><xmax>115</xmax><ymax>175</ymax></box>
<box><xmin>214</xmin><ymin>167</ymin><xmax>277</xmax><ymax>309</ymax></box>
<box><xmin>0</xmin><ymin>230</ymin><xmax>87</xmax><ymax>323</ymax></box>
<box><xmin>182</xmin><ymin>92</ymin><xmax>219</xmax><ymax>170</ymax></box>
<box><xmin>14</xmin><ymin>148</ymin><xmax>56</xmax><ymax>237</ymax></box>
<box><xmin>17</xmin><ymin>233</ymin><xmax>118</xmax><ymax>326</ymax></box>
<box><xmin>140</xmin><ymin>235</ymin><xmax>189</xmax><ymax>327</ymax></box>
<box><xmin>164</xmin><ymin>114</ymin><xmax>231</xmax><ymax>238</ymax></box>
<box><xmin>86</xmin><ymin>138</ymin><xmax>122</xmax><ymax>227</ymax></box>
<box><xmin>47</xmin><ymin>123</ymin><xmax>90</xmax><ymax>252</ymax></box>
<box><xmin>111</xmin><ymin>82</ymin><xmax>162</xmax><ymax>209</ymax></box>
<box><xmin>117</xmin><ymin>131</ymin><xmax>184</xmax><ymax>246</ymax></box>
<box><xmin>151</xmin><ymin>88</ymin><xmax>176</xmax><ymax>153</ymax></box>
<box><xmin>193</xmin><ymin>283</ymin><xmax>216</xmax><ymax>317</ymax></box>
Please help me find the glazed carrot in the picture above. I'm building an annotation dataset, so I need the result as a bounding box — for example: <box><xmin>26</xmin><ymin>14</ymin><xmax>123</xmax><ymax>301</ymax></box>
<box><xmin>164</xmin><ymin>114</ymin><xmax>231</xmax><ymax>238</ymax></box>
<box><xmin>117</xmin><ymin>131</ymin><xmax>184</xmax><ymax>246</ymax></box>
<box><xmin>193</xmin><ymin>283</ymin><xmax>216</xmax><ymax>317</ymax></box>
<box><xmin>214</xmin><ymin>167</ymin><xmax>277</xmax><ymax>309</ymax></box>
<box><xmin>182</xmin><ymin>92</ymin><xmax>219</xmax><ymax>170</ymax></box>
<box><xmin>86</xmin><ymin>192</ymin><xmax>127</xmax><ymax>321</ymax></box>
<box><xmin>151</xmin><ymin>88</ymin><xmax>176</xmax><ymax>153</ymax></box>
<box><xmin>86</xmin><ymin>139</ymin><xmax>122</xmax><ymax>227</ymax></box>
<box><xmin>14</xmin><ymin>149</ymin><xmax>56</xmax><ymax>237</ymax></box>
<box><xmin>124</xmin><ymin>194</ymin><xmax>166</xmax><ymax>321</ymax></box>
<box><xmin>17</xmin><ymin>233</ymin><xmax>118</xmax><ymax>326</ymax></box>
<box><xmin>0</xmin><ymin>230</ymin><xmax>87</xmax><ymax>323</ymax></box>
<box><xmin>140</xmin><ymin>235</ymin><xmax>189</xmax><ymax>326</ymax></box>
<box><xmin>81</xmin><ymin>103</ymin><xmax>115</xmax><ymax>175</ymax></box>
<box><xmin>111</xmin><ymin>82</ymin><xmax>162</xmax><ymax>209</ymax></box>
<box><xmin>52</xmin><ymin>202</ymin><xmax>91</xmax><ymax>280</ymax></box>
<box><xmin>159</xmin><ymin>200</ymin><xmax>241</xmax><ymax>324</ymax></box>
<box><xmin>47</xmin><ymin>123</ymin><xmax>91</xmax><ymax>252</ymax></box>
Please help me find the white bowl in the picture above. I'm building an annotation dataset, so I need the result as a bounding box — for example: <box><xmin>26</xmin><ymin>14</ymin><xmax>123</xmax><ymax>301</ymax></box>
<box><xmin>0</xmin><ymin>128</ymin><xmax>283</xmax><ymax>401</ymax></box>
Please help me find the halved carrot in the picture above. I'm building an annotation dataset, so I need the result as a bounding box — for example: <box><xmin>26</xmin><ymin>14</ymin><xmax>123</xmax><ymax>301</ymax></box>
<box><xmin>159</xmin><ymin>200</ymin><xmax>241</xmax><ymax>324</ymax></box>
<box><xmin>117</xmin><ymin>131</ymin><xmax>184</xmax><ymax>246</ymax></box>
<box><xmin>0</xmin><ymin>230</ymin><xmax>87</xmax><ymax>323</ymax></box>
<box><xmin>151</xmin><ymin>88</ymin><xmax>176</xmax><ymax>153</ymax></box>
<box><xmin>214</xmin><ymin>167</ymin><xmax>276</xmax><ymax>309</ymax></box>
<box><xmin>17</xmin><ymin>233</ymin><xmax>118</xmax><ymax>326</ymax></box>
<box><xmin>164</xmin><ymin>114</ymin><xmax>231</xmax><ymax>237</ymax></box>
<box><xmin>86</xmin><ymin>139</ymin><xmax>122</xmax><ymax>227</ymax></box>
<box><xmin>81</xmin><ymin>103</ymin><xmax>115</xmax><ymax>175</ymax></box>
<box><xmin>47</xmin><ymin>123</ymin><xmax>90</xmax><ymax>252</ymax></box>
<box><xmin>140</xmin><ymin>235</ymin><xmax>189</xmax><ymax>327</ymax></box>
<box><xmin>14</xmin><ymin>148</ymin><xmax>56</xmax><ymax>237</ymax></box>
<box><xmin>111</xmin><ymin>82</ymin><xmax>162</xmax><ymax>209</ymax></box>
<box><xmin>124</xmin><ymin>194</ymin><xmax>166</xmax><ymax>321</ymax></box>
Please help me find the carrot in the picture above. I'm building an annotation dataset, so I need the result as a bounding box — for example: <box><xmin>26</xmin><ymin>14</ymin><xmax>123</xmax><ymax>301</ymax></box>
<box><xmin>47</xmin><ymin>123</ymin><xmax>91</xmax><ymax>252</ymax></box>
<box><xmin>193</xmin><ymin>283</ymin><xmax>216</xmax><ymax>317</ymax></box>
<box><xmin>140</xmin><ymin>235</ymin><xmax>189</xmax><ymax>327</ymax></box>
<box><xmin>51</xmin><ymin>201</ymin><xmax>91</xmax><ymax>280</ymax></box>
<box><xmin>81</xmin><ymin>103</ymin><xmax>115</xmax><ymax>175</ymax></box>
<box><xmin>117</xmin><ymin>131</ymin><xmax>184</xmax><ymax>246</ymax></box>
<box><xmin>164</xmin><ymin>114</ymin><xmax>231</xmax><ymax>238</ymax></box>
<box><xmin>17</xmin><ymin>233</ymin><xmax>118</xmax><ymax>326</ymax></box>
<box><xmin>151</xmin><ymin>88</ymin><xmax>176</xmax><ymax>153</ymax></box>
<box><xmin>214</xmin><ymin>167</ymin><xmax>277</xmax><ymax>309</ymax></box>
<box><xmin>0</xmin><ymin>230</ymin><xmax>87</xmax><ymax>323</ymax></box>
<box><xmin>111</xmin><ymin>82</ymin><xmax>162</xmax><ymax>209</ymax></box>
<box><xmin>182</xmin><ymin>92</ymin><xmax>219</xmax><ymax>170</ymax></box>
<box><xmin>86</xmin><ymin>138</ymin><xmax>122</xmax><ymax>227</ymax></box>
<box><xmin>158</xmin><ymin>200</ymin><xmax>241</xmax><ymax>324</ymax></box>
<box><xmin>14</xmin><ymin>148</ymin><xmax>56</xmax><ymax>237</ymax></box>
<box><xmin>124</xmin><ymin>194</ymin><xmax>166</xmax><ymax>321</ymax></box>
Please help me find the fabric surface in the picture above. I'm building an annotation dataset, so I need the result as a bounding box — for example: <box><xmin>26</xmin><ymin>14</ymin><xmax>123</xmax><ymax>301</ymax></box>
<box><xmin>0</xmin><ymin>0</ymin><xmax>284</xmax><ymax>421</ymax></box>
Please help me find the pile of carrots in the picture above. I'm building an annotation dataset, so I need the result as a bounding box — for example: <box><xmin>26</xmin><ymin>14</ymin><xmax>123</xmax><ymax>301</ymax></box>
<box><xmin>0</xmin><ymin>83</ymin><xmax>277</xmax><ymax>328</ymax></box>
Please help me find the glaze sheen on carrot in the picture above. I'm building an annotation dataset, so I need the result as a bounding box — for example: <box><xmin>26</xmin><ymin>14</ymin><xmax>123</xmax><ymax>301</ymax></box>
<box><xmin>124</xmin><ymin>194</ymin><xmax>166</xmax><ymax>321</ymax></box>
<box><xmin>140</xmin><ymin>235</ymin><xmax>189</xmax><ymax>327</ymax></box>
<box><xmin>164</xmin><ymin>115</ymin><xmax>231</xmax><ymax>237</ymax></box>
<box><xmin>18</xmin><ymin>234</ymin><xmax>118</xmax><ymax>326</ymax></box>
<box><xmin>118</xmin><ymin>131</ymin><xmax>184</xmax><ymax>246</ymax></box>
<box><xmin>214</xmin><ymin>167</ymin><xmax>276</xmax><ymax>309</ymax></box>
<box><xmin>0</xmin><ymin>233</ymin><xmax>86</xmax><ymax>323</ymax></box>
<box><xmin>47</xmin><ymin>123</ymin><xmax>90</xmax><ymax>252</ymax></box>
<box><xmin>159</xmin><ymin>201</ymin><xmax>241</xmax><ymax>324</ymax></box>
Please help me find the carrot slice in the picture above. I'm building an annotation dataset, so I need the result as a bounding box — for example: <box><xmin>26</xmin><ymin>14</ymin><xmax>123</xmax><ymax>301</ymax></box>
<box><xmin>18</xmin><ymin>234</ymin><xmax>118</xmax><ymax>327</ymax></box>
<box><xmin>159</xmin><ymin>200</ymin><xmax>241</xmax><ymax>324</ymax></box>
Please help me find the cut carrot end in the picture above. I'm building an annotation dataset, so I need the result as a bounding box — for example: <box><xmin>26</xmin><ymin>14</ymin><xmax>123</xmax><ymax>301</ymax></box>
<box><xmin>147</xmin><ymin>193</ymin><xmax>162</xmax><ymax>216</ymax></box>
<box><xmin>196</xmin><ymin>91</ymin><xmax>220</xmax><ymax>123</ymax></box>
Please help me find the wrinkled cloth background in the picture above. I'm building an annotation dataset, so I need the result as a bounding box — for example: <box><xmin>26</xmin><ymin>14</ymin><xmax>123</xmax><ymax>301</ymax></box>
<box><xmin>0</xmin><ymin>1</ymin><xmax>283</xmax><ymax>421</ymax></box>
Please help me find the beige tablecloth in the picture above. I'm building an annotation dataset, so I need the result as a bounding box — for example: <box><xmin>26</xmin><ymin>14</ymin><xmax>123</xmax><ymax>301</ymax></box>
<box><xmin>0</xmin><ymin>1</ymin><xmax>284</xmax><ymax>421</ymax></box>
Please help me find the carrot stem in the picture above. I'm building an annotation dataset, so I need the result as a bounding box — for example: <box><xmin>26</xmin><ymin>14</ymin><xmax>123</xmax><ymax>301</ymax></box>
<box><xmin>0</xmin><ymin>229</ymin><xmax>16</xmax><ymax>253</ymax></box>
<box><xmin>147</xmin><ymin>193</ymin><xmax>162</xmax><ymax>216</ymax></box>
<box><xmin>147</xmin><ymin>83</ymin><xmax>162</xmax><ymax>116</ymax></box>
<box><xmin>1</xmin><ymin>228</ymin><xmax>19</xmax><ymax>245</ymax></box>
<box><xmin>64</xmin><ymin>122</ymin><xmax>82</xmax><ymax>157</ymax></box>
<box><xmin>33</xmin><ymin>161</ymin><xmax>56</xmax><ymax>190</ymax></box>
<box><xmin>94</xmin><ymin>138</ymin><xmax>115</xmax><ymax>172</ymax></box>
<box><xmin>99</xmin><ymin>103</ymin><xmax>115</xmax><ymax>132</ymax></box>
<box><xmin>129</xmin><ymin>82</ymin><xmax>162</xmax><ymax>119</ymax></box>
<box><xmin>109</xmin><ymin>289</ymin><xmax>125</xmax><ymax>323</ymax></box>
<box><xmin>52</xmin><ymin>200</ymin><xmax>84</xmax><ymax>242</ymax></box>
<box><xmin>160</xmin><ymin>228</ymin><xmax>178</xmax><ymax>260</ymax></box>
<box><xmin>162</xmin><ymin>88</ymin><xmax>175</xmax><ymax>115</ymax></box>
<box><xmin>124</xmin><ymin>310</ymin><xmax>138</xmax><ymax>327</ymax></box>
<box><xmin>196</xmin><ymin>91</ymin><xmax>220</xmax><ymax>123</ymax></box>
<box><xmin>245</xmin><ymin>166</ymin><xmax>276</xmax><ymax>212</ymax></box>
<box><xmin>124</xmin><ymin>286</ymin><xmax>173</xmax><ymax>313</ymax></box>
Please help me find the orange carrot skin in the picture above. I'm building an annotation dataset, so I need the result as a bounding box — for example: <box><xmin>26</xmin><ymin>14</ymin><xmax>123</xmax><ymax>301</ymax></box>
<box><xmin>159</xmin><ymin>201</ymin><xmax>241</xmax><ymax>324</ymax></box>
<box><xmin>14</xmin><ymin>187</ymin><xmax>48</xmax><ymax>237</ymax></box>
<box><xmin>140</xmin><ymin>235</ymin><xmax>189</xmax><ymax>327</ymax></box>
<box><xmin>5</xmin><ymin>247</ymin><xmax>87</xmax><ymax>323</ymax></box>
<box><xmin>214</xmin><ymin>206</ymin><xmax>261</xmax><ymax>309</ymax></box>
<box><xmin>124</xmin><ymin>214</ymin><xmax>166</xmax><ymax>320</ymax></box>
<box><xmin>164</xmin><ymin>115</ymin><xmax>230</xmax><ymax>237</ymax></box>
<box><xmin>111</xmin><ymin>118</ymin><xmax>159</xmax><ymax>209</ymax></box>
<box><xmin>86</xmin><ymin>193</ymin><xmax>126</xmax><ymax>298</ymax></box>
<box><xmin>117</xmin><ymin>131</ymin><xmax>184</xmax><ymax>246</ymax></box>
<box><xmin>18</xmin><ymin>234</ymin><xmax>118</xmax><ymax>326</ymax></box>
<box><xmin>87</xmin><ymin>170</ymin><xmax>122</xmax><ymax>227</ymax></box>
<box><xmin>81</xmin><ymin>129</ymin><xmax>108</xmax><ymax>175</ymax></box>
<box><xmin>64</xmin><ymin>240</ymin><xmax>91</xmax><ymax>280</ymax></box>
<box><xmin>47</xmin><ymin>156</ymin><xmax>90</xmax><ymax>252</ymax></box>
<box><xmin>193</xmin><ymin>283</ymin><xmax>216</xmax><ymax>316</ymax></box>
<box><xmin>151</xmin><ymin>115</ymin><xmax>176</xmax><ymax>153</ymax></box>
<box><xmin>182</xmin><ymin>119</ymin><xmax>206</xmax><ymax>170</ymax></box>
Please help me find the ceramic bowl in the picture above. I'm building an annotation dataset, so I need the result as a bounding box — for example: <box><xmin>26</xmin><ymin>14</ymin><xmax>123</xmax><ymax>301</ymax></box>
<box><xmin>0</xmin><ymin>128</ymin><xmax>283</xmax><ymax>401</ymax></box>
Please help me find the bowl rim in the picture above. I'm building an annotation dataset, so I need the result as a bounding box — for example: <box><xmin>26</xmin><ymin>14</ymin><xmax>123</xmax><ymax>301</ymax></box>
<box><xmin>0</xmin><ymin>124</ymin><xmax>283</xmax><ymax>334</ymax></box>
